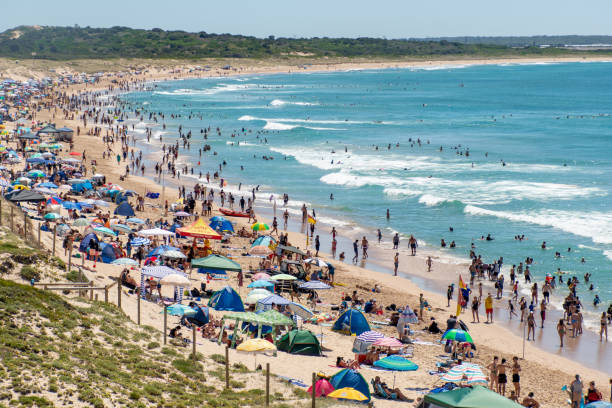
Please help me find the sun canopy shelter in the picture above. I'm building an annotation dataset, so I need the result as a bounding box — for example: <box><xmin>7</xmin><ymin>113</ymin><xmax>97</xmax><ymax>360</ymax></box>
<box><xmin>332</xmin><ymin>309</ymin><xmax>371</xmax><ymax>336</ymax></box>
<box><xmin>208</xmin><ymin>286</ymin><xmax>245</xmax><ymax>312</ymax></box>
<box><xmin>140</xmin><ymin>266</ymin><xmax>188</xmax><ymax>301</ymax></box>
<box><xmin>192</xmin><ymin>254</ymin><xmax>242</xmax><ymax>272</ymax></box>
<box><xmin>219</xmin><ymin>309</ymin><xmax>294</xmax><ymax>347</ymax></box>
<box><xmin>176</xmin><ymin>217</ymin><xmax>222</xmax><ymax>239</ymax></box>
<box><xmin>277</xmin><ymin>244</ymin><xmax>306</xmax><ymax>257</ymax></box>
<box><xmin>277</xmin><ymin>329</ymin><xmax>321</xmax><ymax>356</ymax></box>
<box><xmin>329</xmin><ymin>369</ymin><xmax>371</xmax><ymax>402</ymax></box>
<box><xmin>420</xmin><ymin>386</ymin><xmax>523</xmax><ymax>408</ymax></box>
<box><xmin>7</xmin><ymin>189</ymin><xmax>45</xmax><ymax>202</ymax></box>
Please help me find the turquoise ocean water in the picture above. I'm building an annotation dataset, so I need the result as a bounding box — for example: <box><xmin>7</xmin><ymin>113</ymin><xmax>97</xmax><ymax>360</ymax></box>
<box><xmin>122</xmin><ymin>62</ymin><xmax>612</xmax><ymax>328</ymax></box>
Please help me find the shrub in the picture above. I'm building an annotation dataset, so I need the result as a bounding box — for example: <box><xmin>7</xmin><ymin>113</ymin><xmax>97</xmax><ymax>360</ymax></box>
<box><xmin>20</xmin><ymin>266</ymin><xmax>40</xmax><ymax>281</ymax></box>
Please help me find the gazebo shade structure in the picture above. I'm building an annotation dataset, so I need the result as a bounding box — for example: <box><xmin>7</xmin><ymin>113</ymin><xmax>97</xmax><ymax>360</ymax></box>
<box><xmin>176</xmin><ymin>218</ymin><xmax>222</xmax><ymax>239</ymax></box>
<box><xmin>219</xmin><ymin>310</ymin><xmax>295</xmax><ymax>347</ymax></box>
<box><xmin>192</xmin><ymin>254</ymin><xmax>242</xmax><ymax>272</ymax></box>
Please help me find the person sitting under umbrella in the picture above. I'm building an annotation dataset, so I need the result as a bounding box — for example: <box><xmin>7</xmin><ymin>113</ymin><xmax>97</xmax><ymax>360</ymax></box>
<box><xmin>373</xmin><ymin>376</ymin><xmax>411</xmax><ymax>402</ymax></box>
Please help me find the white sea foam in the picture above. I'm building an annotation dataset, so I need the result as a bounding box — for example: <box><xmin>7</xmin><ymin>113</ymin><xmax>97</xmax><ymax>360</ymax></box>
<box><xmin>270</xmin><ymin>99</ymin><xmax>319</xmax><ymax>107</ymax></box>
<box><xmin>264</xmin><ymin>122</ymin><xmax>298</xmax><ymax>131</ymax></box>
<box><xmin>239</xmin><ymin>115</ymin><xmax>382</xmax><ymax>125</ymax></box>
<box><xmin>464</xmin><ymin>206</ymin><xmax>612</xmax><ymax>244</ymax></box>
<box><xmin>154</xmin><ymin>83</ymin><xmax>294</xmax><ymax>97</ymax></box>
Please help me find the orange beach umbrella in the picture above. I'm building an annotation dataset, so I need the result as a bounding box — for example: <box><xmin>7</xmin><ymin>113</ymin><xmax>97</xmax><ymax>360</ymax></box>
<box><xmin>176</xmin><ymin>218</ymin><xmax>222</xmax><ymax>239</ymax></box>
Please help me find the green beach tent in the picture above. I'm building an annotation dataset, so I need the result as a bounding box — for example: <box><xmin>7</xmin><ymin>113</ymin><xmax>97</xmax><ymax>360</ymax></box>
<box><xmin>192</xmin><ymin>254</ymin><xmax>242</xmax><ymax>272</ymax></box>
<box><xmin>277</xmin><ymin>329</ymin><xmax>321</xmax><ymax>356</ymax></box>
<box><xmin>421</xmin><ymin>386</ymin><xmax>523</xmax><ymax>408</ymax></box>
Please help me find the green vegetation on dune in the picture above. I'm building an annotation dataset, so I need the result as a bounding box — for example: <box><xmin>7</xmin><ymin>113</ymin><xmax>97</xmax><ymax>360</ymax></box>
<box><xmin>0</xmin><ymin>279</ymin><xmax>317</xmax><ymax>407</ymax></box>
<box><xmin>0</xmin><ymin>25</ymin><xmax>608</xmax><ymax>60</ymax></box>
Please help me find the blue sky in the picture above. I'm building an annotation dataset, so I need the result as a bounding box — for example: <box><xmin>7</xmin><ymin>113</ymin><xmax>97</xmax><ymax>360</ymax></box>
<box><xmin>1</xmin><ymin>0</ymin><xmax>611</xmax><ymax>38</ymax></box>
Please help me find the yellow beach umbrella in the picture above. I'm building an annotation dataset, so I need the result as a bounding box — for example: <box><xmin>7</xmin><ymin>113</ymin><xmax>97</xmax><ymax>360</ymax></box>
<box><xmin>327</xmin><ymin>387</ymin><xmax>368</xmax><ymax>401</ymax></box>
<box><xmin>236</xmin><ymin>338</ymin><xmax>277</xmax><ymax>353</ymax></box>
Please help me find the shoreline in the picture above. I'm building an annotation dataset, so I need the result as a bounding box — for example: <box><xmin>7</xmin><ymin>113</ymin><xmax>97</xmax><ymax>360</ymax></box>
<box><xmin>119</xmin><ymin>86</ymin><xmax>612</xmax><ymax>375</ymax></box>
<box><xmin>5</xmin><ymin>57</ymin><xmax>611</xmax><ymax>406</ymax></box>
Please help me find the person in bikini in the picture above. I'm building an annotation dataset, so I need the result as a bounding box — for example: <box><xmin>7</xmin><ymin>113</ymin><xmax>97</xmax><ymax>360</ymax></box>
<box><xmin>487</xmin><ymin>356</ymin><xmax>499</xmax><ymax>391</ymax></box>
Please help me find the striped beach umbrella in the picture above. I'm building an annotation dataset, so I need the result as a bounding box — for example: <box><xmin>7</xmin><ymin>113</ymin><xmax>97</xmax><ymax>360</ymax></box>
<box><xmin>111</xmin><ymin>258</ymin><xmax>139</xmax><ymax>266</ymax></box>
<box><xmin>440</xmin><ymin>363</ymin><xmax>482</xmax><ymax>383</ymax></box>
<box><xmin>373</xmin><ymin>337</ymin><xmax>404</xmax><ymax>348</ymax></box>
<box><xmin>247</xmin><ymin>280</ymin><xmax>275</xmax><ymax>289</ymax></box>
<box><xmin>442</xmin><ymin>329</ymin><xmax>473</xmax><ymax>343</ymax></box>
<box><xmin>93</xmin><ymin>226</ymin><xmax>117</xmax><ymax>237</ymax></box>
<box><xmin>373</xmin><ymin>355</ymin><xmax>419</xmax><ymax>371</ymax></box>
<box><xmin>251</xmin><ymin>222</ymin><xmax>269</xmax><ymax>231</ymax></box>
<box><xmin>356</xmin><ymin>330</ymin><xmax>385</xmax><ymax>343</ymax></box>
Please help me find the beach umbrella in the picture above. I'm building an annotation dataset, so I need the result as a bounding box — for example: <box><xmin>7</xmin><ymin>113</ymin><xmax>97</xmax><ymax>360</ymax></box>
<box><xmin>62</xmin><ymin>202</ymin><xmax>81</xmax><ymax>210</ymax></box>
<box><xmin>373</xmin><ymin>355</ymin><xmax>418</xmax><ymax>371</ymax></box>
<box><xmin>161</xmin><ymin>250</ymin><xmax>187</xmax><ymax>259</ymax></box>
<box><xmin>34</xmin><ymin>187</ymin><xmax>54</xmax><ymax>195</ymax></box>
<box><xmin>356</xmin><ymin>330</ymin><xmax>385</xmax><ymax>343</ymax></box>
<box><xmin>174</xmin><ymin>211</ymin><xmax>191</xmax><ymax>217</ymax></box>
<box><xmin>16</xmin><ymin>177</ymin><xmax>31</xmax><ymax>185</ymax></box>
<box><xmin>258</xmin><ymin>294</ymin><xmax>291</xmax><ymax>306</ymax></box>
<box><xmin>130</xmin><ymin>237</ymin><xmax>151</xmax><ymax>247</ymax></box>
<box><xmin>166</xmin><ymin>303</ymin><xmax>196</xmax><ymax>317</ymax></box>
<box><xmin>251</xmin><ymin>222</ymin><xmax>269</xmax><ymax>231</ymax></box>
<box><xmin>252</xmin><ymin>272</ymin><xmax>271</xmax><ymax>280</ymax></box>
<box><xmin>126</xmin><ymin>217</ymin><xmax>145</xmax><ymax>224</ymax></box>
<box><xmin>93</xmin><ymin>226</ymin><xmax>117</xmax><ymax>237</ymax></box>
<box><xmin>46</xmin><ymin>196</ymin><xmax>62</xmax><ymax>205</ymax></box>
<box><xmin>110</xmin><ymin>224</ymin><xmax>132</xmax><ymax>233</ymax></box>
<box><xmin>373</xmin><ymin>337</ymin><xmax>404</xmax><ymax>348</ymax></box>
<box><xmin>111</xmin><ymin>258</ymin><xmax>139</xmax><ymax>266</ymax></box>
<box><xmin>94</xmin><ymin>200</ymin><xmax>109</xmax><ymax>207</ymax></box>
<box><xmin>138</xmin><ymin>228</ymin><xmax>175</xmax><ymax>237</ymax></box>
<box><xmin>209</xmin><ymin>215</ymin><xmax>228</xmax><ymax>222</ymax></box>
<box><xmin>585</xmin><ymin>402</ymin><xmax>612</xmax><ymax>408</ymax></box>
<box><xmin>245</xmin><ymin>289</ymin><xmax>273</xmax><ymax>304</ymax></box>
<box><xmin>441</xmin><ymin>364</ymin><xmax>480</xmax><ymax>383</ymax></box>
<box><xmin>44</xmin><ymin>213</ymin><xmax>63</xmax><ymax>220</ymax></box>
<box><xmin>270</xmin><ymin>273</ymin><xmax>297</xmax><ymax>281</ymax></box>
<box><xmin>287</xmin><ymin>302</ymin><xmax>314</xmax><ymax>320</ymax></box>
<box><xmin>304</xmin><ymin>258</ymin><xmax>328</xmax><ymax>267</ymax></box>
<box><xmin>442</xmin><ymin>329</ymin><xmax>474</xmax><ymax>344</ymax></box>
<box><xmin>247</xmin><ymin>280</ymin><xmax>275</xmax><ymax>289</ymax></box>
<box><xmin>237</xmin><ymin>338</ymin><xmax>277</xmax><ymax>353</ymax></box>
<box><xmin>192</xmin><ymin>254</ymin><xmax>241</xmax><ymax>272</ymax></box>
<box><xmin>299</xmin><ymin>281</ymin><xmax>331</xmax><ymax>290</ymax></box>
<box><xmin>307</xmin><ymin>379</ymin><xmax>335</xmax><ymax>398</ymax></box>
<box><xmin>27</xmin><ymin>170</ymin><xmax>46</xmax><ymax>178</ymax></box>
<box><xmin>73</xmin><ymin>218</ymin><xmax>92</xmax><ymax>227</ymax></box>
<box><xmin>160</xmin><ymin>273</ymin><xmax>190</xmax><ymax>287</ymax></box>
<box><xmin>248</xmin><ymin>245</ymin><xmax>272</xmax><ymax>256</ymax></box>
<box><xmin>327</xmin><ymin>387</ymin><xmax>368</xmax><ymax>402</ymax></box>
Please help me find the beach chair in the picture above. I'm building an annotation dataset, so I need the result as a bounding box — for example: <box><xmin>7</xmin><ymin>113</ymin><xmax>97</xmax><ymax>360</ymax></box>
<box><xmin>371</xmin><ymin>379</ymin><xmax>397</xmax><ymax>400</ymax></box>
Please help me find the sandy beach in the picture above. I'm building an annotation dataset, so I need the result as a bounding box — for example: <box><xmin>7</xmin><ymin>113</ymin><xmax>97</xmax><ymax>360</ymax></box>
<box><xmin>2</xmin><ymin>56</ymin><xmax>611</xmax><ymax>407</ymax></box>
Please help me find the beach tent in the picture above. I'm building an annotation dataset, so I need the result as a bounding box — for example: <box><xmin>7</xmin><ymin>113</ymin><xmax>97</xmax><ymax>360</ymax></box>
<box><xmin>192</xmin><ymin>254</ymin><xmax>242</xmax><ymax>272</ymax></box>
<box><xmin>208</xmin><ymin>286</ymin><xmax>245</xmax><ymax>312</ymax></box>
<box><xmin>71</xmin><ymin>181</ymin><xmax>92</xmax><ymax>193</ymax></box>
<box><xmin>99</xmin><ymin>242</ymin><xmax>120</xmax><ymax>263</ymax></box>
<box><xmin>329</xmin><ymin>369</ymin><xmax>371</xmax><ymax>402</ymax></box>
<box><xmin>187</xmin><ymin>304</ymin><xmax>210</xmax><ymax>326</ymax></box>
<box><xmin>419</xmin><ymin>386</ymin><xmax>523</xmax><ymax>408</ymax></box>
<box><xmin>251</xmin><ymin>235</ymin><xmax>277</xmax><ymax>248</ymax></box>
<box><xmin>114</xmin><ymin>201</ymin><xmax>135</xmax><ymax>217</ymax></box>
<box><xmin>277</xmin><ymin>329</ymin><xmax>321</xmax><ymax>356</ymax></box>
<box><xmin>332</xmin><ymin>309</ymin><xmax>371</xmax><ymax>336</ymax></box>
<box><xmin>79</xmin><ymin>233</ymin><xmax>99</xmax><ymax>253</ymax></box>
<box><xmin>176</xmin><ymin>218</ymin><xmax>222</xmax><ymax>239</ymax></box>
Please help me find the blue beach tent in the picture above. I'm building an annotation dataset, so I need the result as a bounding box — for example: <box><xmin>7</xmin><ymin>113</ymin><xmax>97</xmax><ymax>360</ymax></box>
<box><xmin>332</xmin><ymin>308</ymin><xmax>371</xmax><ymax>336</ymax></box>
<box><xmin>208</xmin><ymin>286</ymin><xmax>245</xmax><ymax>312</ymax></box>
<box><xmin>329</xmin><ymin>369</ymin><xmax>371</xmax><ymax>402</ymax></box>
<box><xmin>98</xmin><ymin>242</ymin><xmax>120</xmax><ymax>263</ymax></box>
<box><xmin>114</xmin><ymin>201</ymin><xmax>135</xmax><ymax>217</ymax></box>
<box><xmin>209</xmin><ymin>219</ymin><xmax>234</xmax><ymax>232</ymax></box>
<box><xmin>79</xmin><ymin>233</ymin><xmax>99</xmax><ymax>253</ymax></box>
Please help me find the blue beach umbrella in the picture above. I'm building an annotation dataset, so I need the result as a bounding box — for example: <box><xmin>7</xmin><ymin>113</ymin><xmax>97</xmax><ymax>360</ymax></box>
<box><xmin>247</xmin><ymin>280</ymin><xmax>275</xmax><ymax>289</ymax></box>
<box><xmin>166</xmin><ymin>304</ymin><xmax>196</xmax><ymax>317</ymax></box>
<box><xmin>126</xmin><ymin>217</ymin><xmax>145</xmax><ymax>224</ymax></box>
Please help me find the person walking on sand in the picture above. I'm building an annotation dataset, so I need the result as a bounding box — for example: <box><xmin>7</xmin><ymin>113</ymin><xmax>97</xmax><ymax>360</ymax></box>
<box><xmin>485</xmin><ymin>293</ymin><xmax>493</xmax><ymax>323</ymax></box>
<box><xmin>426</xmin><ymin>256</ymin><xmax>432</xmax><ymax>272</ymax></box>
<box><xmin>557</xmin><ymin>318</ymin><xmax>567</xmax><ymax>347</ymax></box>
<box><xmin>540</xmin><ymin>299</ymin><xmax>547</xmax><ymax>328</ymax></box>
<box><xmin>394</xmin><ymin>253</ymin><xmax>399</xmax><ymax>276</ymax></box>
<box><xmin>393</xmin><ymin>233</ymin><xmax>399</xmax><ymax>250</ymax></box>
<box><xmin>315</xmin><ymin>235</ymin><xmax>320</xmax><ymax>257</ymax></box>
<box><xmin>361</xmin><ymin>236</ymin><xmax>368</xmax><ymax>259</ymax></box>
<box><xmin>569</xmin><ymin>375</ymin><xmax>583</xmax><ymax>408</ymax></box>
<box><xmin>331</xmin><ymin>238</ymin><xmax>337</xmax><ymax>258</ymax></box>
<box><xmin>271</xmin><ymin>217</ymin><xmax>278</xmax><ymax>235</ymax></box>
<box><xmin>601</xmin><ymin>311</ymin><xmax>609</xmax><ymax>341</ymax></box>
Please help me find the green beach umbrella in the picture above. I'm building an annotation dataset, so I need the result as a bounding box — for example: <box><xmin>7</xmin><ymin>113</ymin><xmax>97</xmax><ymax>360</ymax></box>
<box><xmin>191</xmin><ymin>254</ymin><xmax>242</xmax><ymax>272</ymax></box>
<box><xmin>93</xmin><ymin>226</ymin><xmax>117</xmax><ymax>237</ymax></box>
<box><xmin>165</xmin><ymin>304</ymin><xmax>196</xmax><ymax>317</ymax></box>
<box><xmin>270</xmin><ymin>273</ymin><xmax>297</xmax><ymax>281</ymax></box>
<box><xmin>373</xmin><ymin>355</ymin><xmax>418</xmax><ymax>371</ymax></box>
<box><xmin>251</xmin><ymin>222</ymin><xmax>270</xmax><ymax>231</ymax></box>
<box><xmin>44</xmin><ymin>213</ymin><xmax>63</xmax><ymax>221</ymax></box>
<box><xmin>73</xmin><ymin>218</ymin><xmax>92</xmax><ymax>227</ymax></box>
<box><xmin>442</xmin><ymin>329</ymin><xmax>473</xmax><ymax>343</ymax></box>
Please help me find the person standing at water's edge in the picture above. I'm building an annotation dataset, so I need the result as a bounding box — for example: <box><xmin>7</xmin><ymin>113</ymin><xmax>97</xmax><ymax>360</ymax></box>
<box><xmin>426</xmin><ymin>256</ymin><xmax>432</xmax><ymax>272</ymax></box>
<box><xmin>393</xmin><ymin>253</ymin><xmax>399</xmax><ymax>276</ymax></box>
<box><xmin>409</xmin><ymin>234</ymin><xmax>417</xmax><ymax>256</ymax></box>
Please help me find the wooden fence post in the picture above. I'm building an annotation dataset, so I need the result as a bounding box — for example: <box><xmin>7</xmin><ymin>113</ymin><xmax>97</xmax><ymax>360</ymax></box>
<box><xmin>225</xmin><ymin>346</ymin><xmax>230</xmax><ymax>389</ymax></box>
<box><xmin>137</xmin><ymin>292</ymin><xmax>141</xmax><ymax>325</ymax></box>
<box><xmin>10</xmin><ymin>206</ymin><xmax>13</xmax><ymax>231</ymax></box>
<box><xmin>312</xmin><ymin>372</ymin><xmax>316</xmax><ymax>408</ymax></box>
<box><xmin>104</xmin><ymin>286</ymin><xmax>109</xmax><ymax>303</ymax></box>
<box><xmin>117</xmin><ymin>278</ymin><xmax>121</xmax><ymax>309</ymax></box>
<box><xmin>89</xmin><ymin>281</ymin><xmax>94</xmax><ymax>301</ymax></box>
<box><xmin>23</xmin><ymin>211</ymin><xmax>27</xmax><ymax>238</ymax></box>
<box><xmin>163</xmin><ymin>305</ymin><xmax>167</xmax><ymax>345</ymax></box>
<box><xmin>67</xmin><ymin>246</ymin><xmax>72</xmax><ymax>273</ymax></box>
<box><xmin>52</xmin><ymin>225</ymin><xmax>56</xmax><ymax>256</ymax></box>
<box><xmin>38</xmin><ymin>222</ymin><xmax>41</xmax><ymax>247</ymax></box>
<box><xmin>266</xmin><ymin>363</ymin><xmax>270</xmax><ymax>407</ymax></box>
<box><xmin>192</xmin><ymin>325</ymin><xmax>196</xmax><ymax>361</ymax></box>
